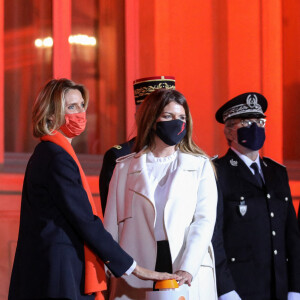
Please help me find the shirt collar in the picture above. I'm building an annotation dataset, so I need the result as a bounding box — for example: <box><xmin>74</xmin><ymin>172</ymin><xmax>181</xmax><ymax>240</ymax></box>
<box><xmin>231</xmin><ymin>147</ymin><xmax>262</xmax><ymax>174</ymax></box>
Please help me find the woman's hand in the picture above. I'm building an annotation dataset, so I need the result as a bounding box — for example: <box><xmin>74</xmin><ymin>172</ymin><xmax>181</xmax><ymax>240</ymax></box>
<box><xmin>175</xmin><ymin>270</ymin><xmax>192</xmax><ymax>286</ymax></box>
<box><xmin>132</xmin><ymin>265</ymin><xmax>182</xmax><ymax>281</ymax></box>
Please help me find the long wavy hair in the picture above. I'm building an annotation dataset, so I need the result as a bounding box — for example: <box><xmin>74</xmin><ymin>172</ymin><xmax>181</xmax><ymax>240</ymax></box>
<box><xmin>133</xmin><ymin>89</ymin><xmax>207</xmax><ymax>157</ymax></box>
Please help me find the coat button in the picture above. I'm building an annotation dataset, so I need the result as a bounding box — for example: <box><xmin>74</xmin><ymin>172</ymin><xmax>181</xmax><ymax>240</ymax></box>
<box><xmin>274</xmin><ymin>250</ymin><xmax>278</xmax><ymax>255</ymax></box>
<box><xmin>231</xmin><ymin>258</ymin><xmax>235</xmax><ymax>262</ymax></box>
<box><xmin>285</xmin><ymin>197</ymin><xmax>288</xmax><ymax>202</ymax></box>
<box><xmin>267</xmin><ymin>194</ymin><xmax>271</xmax><ymax>199</ymax></box>
<box><xmin>105</xmin><ymin>260</ymin><xmax>110</xmax><ymax>264</ymax></box>
<box><xmin>272</xmin><ymin>231</ymin><xmax>276</xmax><ymax>236</ymax></box>
<box><xmin>240</xmin><ymin>196</ymin><xmax>244</xmax><ymax>201</ymax></box>
<box><xmin>270</xmin><ymin>212</ymin><xmax>274</xmax><ymax>217</ymax></box>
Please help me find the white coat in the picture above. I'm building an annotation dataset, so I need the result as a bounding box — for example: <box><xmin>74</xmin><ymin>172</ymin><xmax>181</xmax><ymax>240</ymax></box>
<box><xmin>104</xmin><ymin>150</ymin><xmax>218</xmax><ymax>300</ymax></box>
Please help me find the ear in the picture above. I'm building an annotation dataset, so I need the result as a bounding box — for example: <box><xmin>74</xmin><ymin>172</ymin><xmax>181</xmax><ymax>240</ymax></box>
<box><xmin>47</xmin><ymin>114</ymin><xmax>55</xmax><ymax>125</ymax></box>
<box><xmin>224</xmin><ymin>126</ymin><xmax>234</xmax><ymax>143</ymax></box>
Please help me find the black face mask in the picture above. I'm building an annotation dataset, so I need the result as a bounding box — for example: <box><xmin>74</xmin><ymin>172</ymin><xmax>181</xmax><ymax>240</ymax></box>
<box><xmin>155</xmin><ymin>119</ymin><xmax>187</xmax><ymax>146</ymax></box>
<box><xmin>237</xmin><ymin>123</ymin><xmax>266</xmax><ymax>151</ymax></box>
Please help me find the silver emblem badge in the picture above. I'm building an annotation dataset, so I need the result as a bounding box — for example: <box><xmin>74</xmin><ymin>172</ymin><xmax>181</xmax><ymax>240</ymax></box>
<box><xmin>230</xmin><ymin>159</ymin><xmax>238</xmax><ymax>166</ymax></box>
<box><xmin>246</xmin><ymin>94</ymin><xmax>258</xmax><ymax>108</ymax></box>
<box><xmin>239</xmin><ymin>200</ymin><xmax>247</xmax><ymax>216</ymax></box>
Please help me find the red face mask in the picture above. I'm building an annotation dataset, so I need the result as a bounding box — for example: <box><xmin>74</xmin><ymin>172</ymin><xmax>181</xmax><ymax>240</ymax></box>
<box><xmin>60</xmin><ymin>112</ymin><xmax>87</xmax><ymax>138</ymax></box>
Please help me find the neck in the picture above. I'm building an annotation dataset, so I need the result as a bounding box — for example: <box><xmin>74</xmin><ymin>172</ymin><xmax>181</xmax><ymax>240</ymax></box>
<box><xmin>58</xmin><ymin>130</ymin><xmax>73</xmax><ymax>144</ymax></box>
<box><xmin>151</xmin><ymin>136</ymin><xmax>176</xmax><ymax>157</ymax></box>
<box><xmin>231</xmin><ymin>144</ymin><xmax>259</xmax><ymax>161</ymax></box>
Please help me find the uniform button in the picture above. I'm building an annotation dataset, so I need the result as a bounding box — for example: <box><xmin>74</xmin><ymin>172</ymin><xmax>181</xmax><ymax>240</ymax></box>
<box><xmin>285</xmin><ymin>197</ymin><xmax>288</xmax><ymax>202</ymax></box>
<box><xmin>267</xmin><ymin>194</ymin><xmax>271</xmax><ymax>199</ymax></box>
<box><xmin>286</xmin><ymin>258</ymin><xmax>289</xmax><ymax>262</ymax></box>
<box><xmin>240</xmin><ymin>196</ymin><xmax>244</xmax><ymax>201</ymax></box>
<box><xmin>274</xmin><ymin>250</ymin><xmax>278</xmax><ymax>255</ymax></box>
<box><xmin>272</xmin><ymin>231</ymin><xmax>276</xmax><ymax>236</ymax></box>
<box><xmin>105</xmin><ymin>260</ymin><xmax>110</xmax><ymax>264</ymax></box>
<box><xmin>231</xmin><ymin>258</ymin><xmax>235</xmax><ymax>262</ymax></box>
<box><xmin>270</xmin><ymin>212</ymin><xmax>274</xmax><ymax>217</ymax></box>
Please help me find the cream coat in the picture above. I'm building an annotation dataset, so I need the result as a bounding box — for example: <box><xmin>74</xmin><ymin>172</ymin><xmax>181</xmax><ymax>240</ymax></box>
<box><xmin>104</xmin><ymin>151</ymin><xmax>218</xmax><ymax>300</ymax></box>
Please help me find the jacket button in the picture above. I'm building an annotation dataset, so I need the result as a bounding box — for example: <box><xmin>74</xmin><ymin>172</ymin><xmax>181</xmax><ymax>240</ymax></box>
<box><xmin>274</xmin><ymin>250</ymin><xmax>278</xmax><ymax>255</ymax></box>
<box><xmin>270</xmin><ymin>212</ymin><xmax>274</xmax><ymax>217</ymax></box>
<box><xmin>240</xmin><ymin>196</ymin><xmax>244</xmax><ymax>201</ymax></box>
<box><xmin>105</xmin><ymin>260</ymin><xmax>110</xmax><ymax>264</ymax></box>
<box><xmin>231</xmin><ymin>258</ymin><xmax>235</xmax><ymax>262</ymax></box>
<box><xmin>267</xmin><ymin>194</ymin><xmax>271</xmax><ymax>199</ymax></box>
<box><xmin>285</xmin><ymin>197</ymin><xmax>288</xmax><ymax>202</ymax></box>
<box><xmin>272</xmin><ymin>231</ymin><xmax>276</xmax><ymax>236</ymax></box>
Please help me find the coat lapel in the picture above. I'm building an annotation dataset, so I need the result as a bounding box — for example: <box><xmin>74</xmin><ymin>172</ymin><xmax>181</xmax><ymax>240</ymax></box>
<box><xmin>126</xmin><ymin>153</ymin><xmax>154</xmax><ymax>205</ymax></box>
<box><xmin>226</xmin><ymin>149</ymin><xmax>263</xmax><ymax>189</ymax></box>
<box><xmin>260</xmin><ymin>157</ymin><xmax>275</xmax><ymax>191</ymax></box>
<box><xmin>166</xmin><ymin>152</ymin><xmax>199</xmax><ymax>201</ymax></box>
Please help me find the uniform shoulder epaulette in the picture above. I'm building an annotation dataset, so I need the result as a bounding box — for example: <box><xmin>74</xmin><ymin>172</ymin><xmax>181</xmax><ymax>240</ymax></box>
<box><xmin>112</xmin><ymin>144</ymin><xmax>122</xmax><ymax>150</ymax></box>
<box><xmin>262</xmin><ymin>156</ymin><xmax>286</xmax><ymax>168</ymax></box>
<box><xmin>116</xmin><ymin>152</ymin><xmax>136</xmax><ymax>163</ymax></box>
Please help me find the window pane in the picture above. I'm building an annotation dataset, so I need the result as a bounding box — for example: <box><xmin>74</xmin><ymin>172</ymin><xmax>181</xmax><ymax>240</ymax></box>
<box><xmin>4</xmin><ymin>0</ymin><xmax>52</xmax><ymax>153</ymax></box>
<box><xmin>71</xmin><ymin>0</ymin><xmax>126</xmax><ymax>154</ymax></box>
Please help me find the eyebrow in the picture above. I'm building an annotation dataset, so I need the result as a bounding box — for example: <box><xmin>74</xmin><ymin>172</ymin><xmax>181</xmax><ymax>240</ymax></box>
<box><xmin>66</xmin><ymin>100</ymin><xmax>84</xmax><ymax>106</ymax></box>
<box><xmin>162</xmin><ymin>111</ymin><xmax>186</xmax><ymax>115</ymax></box>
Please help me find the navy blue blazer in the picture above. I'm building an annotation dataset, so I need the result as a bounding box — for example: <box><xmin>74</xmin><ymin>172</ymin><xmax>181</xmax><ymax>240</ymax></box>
<box><xmin>214</xmin><ymin>149</ymin><xmax>300</xmax><ymax>300</ymax></box>
<box><xmin>9</xmin><ymin>141</ymin><xmax>133</xmax><ymax>300</ymax></box>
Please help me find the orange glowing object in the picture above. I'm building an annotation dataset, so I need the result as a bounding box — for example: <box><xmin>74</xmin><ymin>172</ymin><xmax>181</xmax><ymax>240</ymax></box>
<box><xmin>155</xmin><ymin>279</ymin><xmax>179</xmax><ymax>290</ymax></box>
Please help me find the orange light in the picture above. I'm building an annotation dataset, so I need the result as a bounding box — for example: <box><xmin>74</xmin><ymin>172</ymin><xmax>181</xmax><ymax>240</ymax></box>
<box><xmin>154</xmin><ymin>279</ymin><xmax>179</xmax><ymax>290</ymax></box>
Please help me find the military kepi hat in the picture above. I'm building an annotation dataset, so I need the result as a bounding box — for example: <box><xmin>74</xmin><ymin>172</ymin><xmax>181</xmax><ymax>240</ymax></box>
<box><xmin>133</xmin><ymin>76</ymin><xmax>176</xmax><ymax>105</ymax></box>
<box><xmin>215</xmin><ymin>92</ymin><xmax>268</xmax><ymax>124</ymax></box>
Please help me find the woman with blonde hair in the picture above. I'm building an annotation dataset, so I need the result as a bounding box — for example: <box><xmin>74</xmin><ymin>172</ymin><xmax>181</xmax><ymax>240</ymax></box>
<box><xmin>104</xmin><ymin>89</ymin><xmax>218</xmax><ymax>299</ymax></box>
<box><xmin>9</xmin><ymin>79</ymin><xmax>178</xmax><ymax>300</ymax></box>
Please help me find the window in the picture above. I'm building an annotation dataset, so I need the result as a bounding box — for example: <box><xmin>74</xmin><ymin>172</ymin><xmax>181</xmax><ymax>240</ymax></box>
<box><xmin>4</xmin><ymin>0</ymin><xmax>126</xmax><ymax>155</ymax></box>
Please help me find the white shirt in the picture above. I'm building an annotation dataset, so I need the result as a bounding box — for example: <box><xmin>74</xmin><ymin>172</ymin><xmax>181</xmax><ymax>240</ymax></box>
<box><xmin>231</xmin><ymin>147</ymin><xmax>265</xmax><ymax>182</ymax></box>
<box><xmin>146</xmin><ymin>151</ymin><xmax>178</xmax><ymax>241</ymax></box>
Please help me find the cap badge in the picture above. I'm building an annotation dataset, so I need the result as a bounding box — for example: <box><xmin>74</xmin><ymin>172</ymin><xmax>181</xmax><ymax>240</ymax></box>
<box><xmin>230</xmin><ymin>159</ymin><xmax>238</xmax><ymax>167</ymax></box>
<box><xmin>246</xmin><ymin>94</ymin><xmax>258</xmax><ymax>108</ymax></box>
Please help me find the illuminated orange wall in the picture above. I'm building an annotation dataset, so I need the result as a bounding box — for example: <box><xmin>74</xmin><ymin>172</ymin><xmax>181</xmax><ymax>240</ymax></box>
<box><xmin>126</xmin><ymin>0</ymin><xmax>284</xmax><ymax>161</ymax></box>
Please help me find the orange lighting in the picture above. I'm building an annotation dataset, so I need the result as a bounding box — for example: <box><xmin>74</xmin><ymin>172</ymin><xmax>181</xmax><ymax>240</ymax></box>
<box><xmin>35</xmin><ymin>35</ymin><xmax>96</xmax><ymax>48</ymax></box>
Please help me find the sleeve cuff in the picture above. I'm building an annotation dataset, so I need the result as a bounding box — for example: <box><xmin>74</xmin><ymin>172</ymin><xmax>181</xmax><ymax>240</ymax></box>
<box><xmin>125</xmin><ymin>260</ymin><xmax>136</xmax><ymax>276</ymax></box>
<box><xmin>288</xmin><ymin>292</ymin><xmax>300</xmax><ymax>300</ymax></box>
<box><xmin>219</xmin><ymin>290</ymin><xmax>241</xmax><ymax>300</ymax></box>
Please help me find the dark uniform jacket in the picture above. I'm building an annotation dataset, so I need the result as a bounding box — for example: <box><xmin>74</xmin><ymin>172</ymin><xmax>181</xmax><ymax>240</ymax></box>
<box><xmin>99</xmin><ymin>138</ymin><xmax>135</xmax><ymax>213</ymax></box>
<box><xmin>298</xmin><ymin>204</ymin><xmax>300</xmax><ymax>229</ymax></box>
<box><xmin>9</xmin><ymin>141</ymin><xmax>133</xmax><ymax>300</ymax></box>
<box><xmin>214</xmin><ymin>148</ymin><xmax>300</xmax><ymax>300</ymax></box>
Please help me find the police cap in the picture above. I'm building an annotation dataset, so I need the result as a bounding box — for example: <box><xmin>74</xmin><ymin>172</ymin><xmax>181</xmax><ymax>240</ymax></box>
<box><xmin>215</xmin><ymin>92</ymin><xmax>268</xmax><ymax>124</ymax></box>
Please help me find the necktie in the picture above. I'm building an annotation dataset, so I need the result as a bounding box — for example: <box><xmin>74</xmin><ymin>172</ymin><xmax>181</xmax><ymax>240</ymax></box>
<box><xmin>250</xmin><ymin>162</ymin><xmax>264</xmax><ymax>188</ymax></box>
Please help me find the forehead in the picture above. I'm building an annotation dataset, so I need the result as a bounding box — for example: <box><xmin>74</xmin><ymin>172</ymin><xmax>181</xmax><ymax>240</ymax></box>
<box><xmin>163</xmin><ymin>101</ymin><xmax>185</xmax><ymax>113</ymax></box>
<box><xmin>64</xmin><ymin>89</ymin><xmax>83</xmax><ymax>104</ymax></box>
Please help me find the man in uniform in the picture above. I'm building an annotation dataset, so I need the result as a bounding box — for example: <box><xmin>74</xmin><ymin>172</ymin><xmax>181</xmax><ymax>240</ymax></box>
<box><xmin>214</xmin><ymin>92</ymin><xmax>300</xmax><ymax>300</ymax></box>
<box><xmin>99</xmin><ymin>76</ymin><xmax>176</xmax><ymax>212</ymax></box>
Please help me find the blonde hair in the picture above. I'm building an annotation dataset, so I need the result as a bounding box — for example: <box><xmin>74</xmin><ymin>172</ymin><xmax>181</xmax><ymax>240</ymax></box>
<box><xmin>133</xmin><ymin>89</ymin><xmax>207</xmax><ymax>157</ymax></box>
<box><xmin>32</xmin><ymin>78</ymin><xmax>88</xmax><ymax>138</ymax></box>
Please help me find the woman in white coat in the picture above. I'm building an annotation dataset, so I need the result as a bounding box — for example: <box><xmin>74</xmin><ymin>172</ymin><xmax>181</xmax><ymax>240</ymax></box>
<box><xmin>104</xmin><ymin>89</ymin><xmax>218</xmax><ymax>299</ymax></box>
